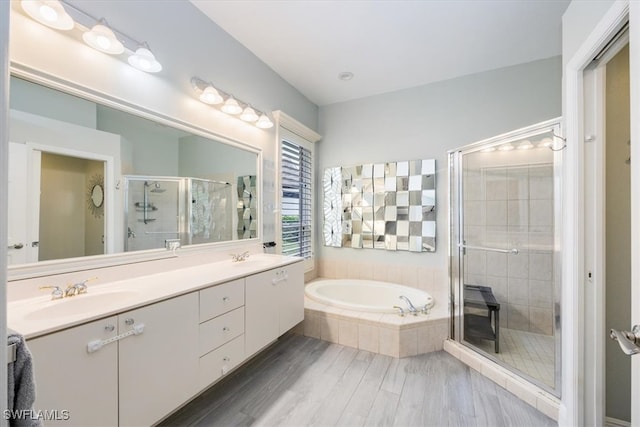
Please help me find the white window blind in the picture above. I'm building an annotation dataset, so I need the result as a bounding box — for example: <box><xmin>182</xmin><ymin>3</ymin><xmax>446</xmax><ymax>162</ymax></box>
<box><xmin>281</xmin><ymin>139</ymin><xmax>312</xmax><ymax>260</ymax></box>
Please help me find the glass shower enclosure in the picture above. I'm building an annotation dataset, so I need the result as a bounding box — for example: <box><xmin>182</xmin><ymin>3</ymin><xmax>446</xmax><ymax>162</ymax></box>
<box><xmin>124</xmin><ymin>175</ymin><xmax>232</xmax><ymax>251</ymax></box>
<box><xmin>449</xmin><ymin>118</ymin><xmax>562</xmax><ymax>395</ymax></box>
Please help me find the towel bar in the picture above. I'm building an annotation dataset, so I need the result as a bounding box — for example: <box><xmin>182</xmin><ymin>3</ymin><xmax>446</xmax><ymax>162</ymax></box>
<box><xmin>7</xmin><ymin>343</ymin><xmax>16</xmax><ymax>364</ymax></box>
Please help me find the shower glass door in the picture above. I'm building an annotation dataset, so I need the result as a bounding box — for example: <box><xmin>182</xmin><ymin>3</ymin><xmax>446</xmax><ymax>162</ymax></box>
<box><xmin>450</xmin><ymin>119</ymin><xmax>562</xmax><ymax>395</ymax></box>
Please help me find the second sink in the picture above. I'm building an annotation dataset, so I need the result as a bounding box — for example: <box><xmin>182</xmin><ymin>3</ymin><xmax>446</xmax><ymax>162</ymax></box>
<box><xmin>23</xmin><ymin>290</ymin><xmax>142</xmax><ymax>321</ymax></box>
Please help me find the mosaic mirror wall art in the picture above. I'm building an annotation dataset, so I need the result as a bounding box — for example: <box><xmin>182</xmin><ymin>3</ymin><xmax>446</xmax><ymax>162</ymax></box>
<box><xmin>323</xmin><ymin>159</ymin><xmax>436</xmax><ymax>252</ymax></box>
<box><xmin>237</xmin><ymin>175</ymin><xmax>257</xmax><ymax>239</ymax></box>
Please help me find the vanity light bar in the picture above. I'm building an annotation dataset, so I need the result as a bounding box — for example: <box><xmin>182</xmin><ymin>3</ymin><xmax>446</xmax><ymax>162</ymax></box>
<box><xmin>190</xmin><ymin>77</ymin><xmax>274</xmax><ymax>129</ymax></box>
<box><xmin>20</xmin><ymin>0</ymin><xmax>162</xmax><ymax>73</ymax></box>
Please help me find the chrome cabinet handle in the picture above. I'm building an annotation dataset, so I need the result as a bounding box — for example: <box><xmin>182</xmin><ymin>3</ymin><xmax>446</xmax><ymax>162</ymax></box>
<box><xmin>223</xmin><ymin>357</ymin><xmax>230</xmax><ymax>362</ymax></box>
<box><xmin>124</xmin><ymin>318</ymin><xmax>135</xmax><ymax>326</ymax></box>
<box><xmin>610</xmin><ymin>325</ymin><xmax>640</xmax><ymax>355</ymax></box>
<box><xmin>222</xmin><ymin>327</ymin><xmax>230</xmax><ymax>332</ymax></box>
<box><xmin>104</xmin><ymin>324</ymin><xmax>115</xmax><ymax>333</ymax></box>
<box><xmin>222</xmin><ymin>297</ymin><xmax>229</xmax><ymax>302</ymax></box>
<box><xmin>8</xmin><ymin>243</ymin><xmax>24</xmax><ymax>249</ymax></box>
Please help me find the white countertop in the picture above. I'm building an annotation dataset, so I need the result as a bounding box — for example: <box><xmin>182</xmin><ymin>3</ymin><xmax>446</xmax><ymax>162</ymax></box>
<box><xmin>8</xmin><ymin>254</ymin><xmax>302</xmax><ymax>339</ymax></box>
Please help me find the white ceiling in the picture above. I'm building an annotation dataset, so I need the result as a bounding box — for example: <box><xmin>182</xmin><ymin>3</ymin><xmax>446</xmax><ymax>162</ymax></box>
<box><xmin>191</xmin><ymin>0</ymin><xmax>570</xmax><ymax>106</ymax></box>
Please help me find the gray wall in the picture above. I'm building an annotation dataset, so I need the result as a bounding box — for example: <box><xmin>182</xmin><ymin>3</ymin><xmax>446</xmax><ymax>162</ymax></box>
<box><xmin>10</xmin><ymin>76</ymin><xmax>96</xmax><ymax>128</ymax></box>
<box><xmin>317</xmin><ymin>56</ymin><xmax>562</xmax><ymax>275</ymax></box>
<box><xmin>97</xmin><ymin>106</ymin><xmax>181</xmax><ymax>177</ymax></box>
<box><xmin>562</xmin><ymin>0</ymin><xmax>617</xmax><ymax>68</ymax></box>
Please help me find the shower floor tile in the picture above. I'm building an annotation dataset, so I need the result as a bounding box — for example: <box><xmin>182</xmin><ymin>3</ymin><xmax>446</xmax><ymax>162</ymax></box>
<box><xmin>467</xmin><ymin>327</ymin><xmax>555</xmax><ymax>387</ymax></box>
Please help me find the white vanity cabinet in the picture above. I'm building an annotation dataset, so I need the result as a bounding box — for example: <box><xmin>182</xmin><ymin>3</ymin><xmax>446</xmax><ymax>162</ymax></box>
<box><xmin>19</xmin><ymin>257</ymin><xmax>305</xmax><ymax>426</ymax></box>
<box><xmin>28</xmin><ymin>316</ymin><xmax>120</xmax><ymax>427</ymax></box>
<box><xmin>118</xmin><ymin>292</ymin><xmax>199</xmax><ymax>427</ymax></box>
<box><xmin>27</xmin><ymin>293</ymin><xmax>199</xmax><ymax>427</ymax></box>
<box><xmin>245</xmin><ymin>261</ymin><xmax>304</xmax><ymax>357</ymax></box>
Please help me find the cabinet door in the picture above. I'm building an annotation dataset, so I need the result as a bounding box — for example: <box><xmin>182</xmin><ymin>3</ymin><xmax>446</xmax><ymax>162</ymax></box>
<box><xmin>278</xmin><ymin>261</ymin><xmax>305</xmax><ymax>335</ymax></box>
<box><xmin>245</xmin><ymin>269</ymin><xmax>279</xmax><ymax>357</ymax></box>
<box><xmin>118</xmin><ymin>293</ymin><xmax>199</xmax><ymax>427</ymax></box>
<box><xmin>28</xmin><ymin>316</ymin><xmax>119</xmax><ymax>426</ymax></box>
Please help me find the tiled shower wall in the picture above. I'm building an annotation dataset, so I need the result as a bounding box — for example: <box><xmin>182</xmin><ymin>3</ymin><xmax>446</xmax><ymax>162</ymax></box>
<box><xmin>464</xmin><ymin>163</ymin><xmax>555</xmax><ymax>335</ymax></box>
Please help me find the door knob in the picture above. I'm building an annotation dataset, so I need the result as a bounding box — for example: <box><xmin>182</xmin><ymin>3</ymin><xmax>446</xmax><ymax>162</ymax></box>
<box><xmin>7</xmin><ymin>243</ymin><xmax>24</xmax><ymax>249</ymax></box>
<box><xmin>610</xmin><ymin>325</ymin><xmax>640</xmax><ymax>355</ymax></box>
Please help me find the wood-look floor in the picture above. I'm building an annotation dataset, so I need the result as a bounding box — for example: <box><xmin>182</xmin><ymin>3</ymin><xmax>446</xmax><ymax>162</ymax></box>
<box><xmin>160</xmin><ymin>334</ymin><xmax>556</xmax><ymax>427</ymax></box>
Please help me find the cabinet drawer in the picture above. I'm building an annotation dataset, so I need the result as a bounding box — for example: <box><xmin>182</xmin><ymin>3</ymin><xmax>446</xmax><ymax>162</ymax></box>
<box><xmin>199</xmin><ymin>335</ymin><xmax>245</xmax><ymax>389</ymax></box>
<box><xmin>199</xmin><ymin>307</ymin><xmax>244</xmax><ymax>356</ymax></box>
<box><xmin>200</xmin><ymin>278</ymin><xmax>244</xmax><ymax>322</ymax></box>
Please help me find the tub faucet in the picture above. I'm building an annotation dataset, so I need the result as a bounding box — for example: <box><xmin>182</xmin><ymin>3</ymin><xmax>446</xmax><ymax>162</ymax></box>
<box><xmin>393</xmin><ymin>305</ymin><xmax>406</xmax><ymax>317</ymax></box>
<box><xmin>399</xmin><ymin>295</ymin><xmax>418</xmax><ymax>316</ymax></box>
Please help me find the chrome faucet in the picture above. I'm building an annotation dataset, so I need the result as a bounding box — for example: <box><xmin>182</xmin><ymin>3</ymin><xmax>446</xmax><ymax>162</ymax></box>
<box><xmin>64</xmin><ymin>277</ymin><xmax>96</xmax><ymax>297</ymax></box>
<box><xmin>399</xmin><ymin>295</ymin><xmax>418</xmax><ymax>316</ymax></box>
<box><xmin>231</xmin><ymin>251</ymin><xmax>250</xmax><ymax>262</ymax></box>
<box><xmin>40</xmin><ymin>277</ymin><xmax>95</xmax><ymax>300</ymax></box>
<box><xmin>39</xmin><ymin>286</ymin><xmax>64</xmax><ymax>300</ymax></box>
<box><xmin>393</xmin><ymin>305</ymin><xmax>406</xmax><ymax>317</ymax></box>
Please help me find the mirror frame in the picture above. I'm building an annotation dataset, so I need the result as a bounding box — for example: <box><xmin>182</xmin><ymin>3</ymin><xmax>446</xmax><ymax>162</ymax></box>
<box><xmin>8</xmin><ymin>63</ymin><xmax>263</xmax><ymax>281</ymax></box>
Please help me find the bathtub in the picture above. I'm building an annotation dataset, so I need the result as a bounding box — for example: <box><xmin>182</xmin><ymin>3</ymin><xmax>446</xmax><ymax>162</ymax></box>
<box><xmin>302</xmin><ymin>278</ymin><xmax>448</xmax><ymax>357</ymax></box>
<box><xmin>305</xmin><ymin>279</ymin><xmax>434</xmax><ymax>314</ymax></box>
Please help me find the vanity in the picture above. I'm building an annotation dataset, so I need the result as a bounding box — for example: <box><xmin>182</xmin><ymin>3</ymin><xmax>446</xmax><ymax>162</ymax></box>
<box><xmin>8</xmin><ymin>253</ymin><xmax>304</xmax><ymax>426</ymax></box>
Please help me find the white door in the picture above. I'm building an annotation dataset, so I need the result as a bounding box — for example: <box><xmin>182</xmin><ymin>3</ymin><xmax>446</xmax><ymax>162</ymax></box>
<box><xmin>7</xmin><ymin>142</ymin><xmax>39</xmax><ymax>265</ymax></box>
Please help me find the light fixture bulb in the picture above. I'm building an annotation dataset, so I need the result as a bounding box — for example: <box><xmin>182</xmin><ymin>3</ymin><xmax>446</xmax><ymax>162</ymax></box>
<box><xmin>540</xmin><ymin>137</ymin><xmax>554</xmax><ymax>148</ymax></box>
<box><xmin>21</xmin><ymin>0</ymin><xmax>74</xmax><ymax>30</ymax></box>
<box><xmin>96</xmin><ymin>35</ymin><xmax>111</xmax><ymax>50</ymax></box>
<box><xmin>39</xmin><ymin>4</ymin><xmax>57</xmax><ymax>22</ymax></box>
<box><xmin>128</xmin><ymin>46</ymin><xmax>162</xmax><ymax>73</ymax></box>
<box><xmin>240</xmin><ymin>106</ymin><xmax>259</xmax><ymax>122</ymax></box>
<box><xmin>199</xmin><ymin>86</ymin><xmax>223</xmax><ymax>105</ymax></box>
<box><xmin>480</xmin><ymin>146</ymin><xmax>496</xmax><ymax>153</ymax></box>
<box><xmin>256</xmin><ymin>113</ymin><xmax>274</xmax><ymax>129</ymax></box>
<box><xmin>498</xmin><ymin>143</ymin><xmax>515</xmax><ymax>151</ymax></box>
<box><xmin>221</xmin><ymin>97</ymin><xmax>242</xmax><ymax>115</ymax></box>
<box><xmin>83</xmin><ymin>22</ymin><xmax>124</xmax><ymax>54</ymax></box>
<box><xmin>518</xmin><ymin>140</ymin><xmax>534</xmax><ymax>150</ymax></box>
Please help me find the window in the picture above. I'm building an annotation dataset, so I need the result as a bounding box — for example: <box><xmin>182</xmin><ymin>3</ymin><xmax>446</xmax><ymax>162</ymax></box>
<box><xmin>280</xmin><ymin>134</ymin><xmax>313</xmax><ymax>265</ymax></box>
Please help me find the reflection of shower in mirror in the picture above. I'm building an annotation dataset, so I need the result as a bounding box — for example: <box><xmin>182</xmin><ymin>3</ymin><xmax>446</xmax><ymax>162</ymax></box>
<box><xmin>124</xmin><ymin>176</ymin><xmax>235</xmax><ymax>252</ymax></box>
<box><xmin>146</xmin><ymin>181</ymin><xmax>166</xmax><ymax>193</ymax></box>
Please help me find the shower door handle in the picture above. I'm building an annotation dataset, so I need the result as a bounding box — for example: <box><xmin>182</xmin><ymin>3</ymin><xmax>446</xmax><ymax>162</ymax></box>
<box><xmin>144</xmin><ymin>231</ymin><xmax>180</xmax><ymax>234</ymax></box>
<box><xmin>610</xmin><ymin>325</ymin><xmax>640</xmax><ymax>356</ymax></box>
<box><xmin>458</xmin><ymin>244</ymin><xmax>519</xmax><ymax>255</ymax></box>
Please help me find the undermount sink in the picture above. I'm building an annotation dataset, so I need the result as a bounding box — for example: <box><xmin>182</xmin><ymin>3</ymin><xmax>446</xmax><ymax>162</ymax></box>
<box><xmin>230</xmin><ymin>257</ymin><xmax>274</xmax><ymax>268</ymax></box>
<box><xmin>23</xmin><ymin>290</ymin><xmax>141</xmax><ymax>321</ymax></box>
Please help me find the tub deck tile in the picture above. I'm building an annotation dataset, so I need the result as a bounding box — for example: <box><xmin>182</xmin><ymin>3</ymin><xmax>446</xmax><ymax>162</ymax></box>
<box><xmin>303</xmin><ymin>296</ymin><xmax>448</xmax><ymax>358</ymax></box>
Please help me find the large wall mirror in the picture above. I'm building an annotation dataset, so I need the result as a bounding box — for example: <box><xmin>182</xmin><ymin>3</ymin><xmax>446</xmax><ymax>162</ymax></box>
<box><xmin>7</xmin><ymin>75</ymin><xmax>260</xmax><ymax>277</ymax></box>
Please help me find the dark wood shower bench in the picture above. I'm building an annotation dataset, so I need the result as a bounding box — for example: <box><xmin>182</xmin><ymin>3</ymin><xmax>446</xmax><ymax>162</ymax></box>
<box><xmin>463</xmin><ymin>284</ymin><xmax>500</xmax><ymax>353</ymax></box>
